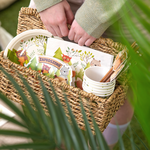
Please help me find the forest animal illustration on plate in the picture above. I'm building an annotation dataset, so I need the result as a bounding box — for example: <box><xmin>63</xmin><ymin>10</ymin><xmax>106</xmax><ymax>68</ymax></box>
<box><xmin>90</xmin><ymin>58</ymin><xmax>101</xmax><ymax>67</ymax></box>
<box><xmin>58</xmin><ymin>65</ymin><xmax>71</xmax><ymax>84</ymax></box>
<box><xmin>42</xmin><ymin>64</ymin><xmax>51</xmax><ymax>73</ymax></box>
<box><xmin>16</xmin><ymin>50</ymin><xmax>28</xmax><ymax>66</ymax></box>
<box><xmin>52</xmin><ymin>47</ymin><xmax>104</xmax><ymax>89</ymax></box>
<box><xmin>59</xmin><ymin>65</ymin><xmax>69</xmax><ymax>79</ymax></box>
<box><xmin>62</xmin><ymin>54</ymin><xmax>72</xmax><ymax>63</ymax></box>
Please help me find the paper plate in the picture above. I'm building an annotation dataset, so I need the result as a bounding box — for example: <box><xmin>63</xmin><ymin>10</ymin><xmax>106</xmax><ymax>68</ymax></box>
<box><xmin>45</xmin><ymin>38</ymin><xmax>114</xmax><ymax>89</ymax></box>
<box><xmin>4</xmin><ymin>29</ymin><xmax>63</xmax><ymax>64</ymax></box>
<box><xmin>25</xmin><ymin>55</ymin><xmax>72</xmax><ymax>86</ymax></box>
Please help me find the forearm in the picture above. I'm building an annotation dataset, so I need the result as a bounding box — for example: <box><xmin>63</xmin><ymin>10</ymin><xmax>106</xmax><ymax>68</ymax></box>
<box><xmin>75</xmin><ymin>0</ymin><xmax>129</xmax><ymax>38</ymax></box>
<box><xmin>33</xmin><ymin>0</ymin><xmax>62</xmax><ymax>12</ymax></box>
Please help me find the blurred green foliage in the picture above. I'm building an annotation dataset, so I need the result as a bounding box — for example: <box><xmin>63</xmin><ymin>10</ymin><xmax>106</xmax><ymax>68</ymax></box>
<box><xmin>0</xmin><ymin>0</ymin><xmax>30</xmax><ymax>37</ymax></box>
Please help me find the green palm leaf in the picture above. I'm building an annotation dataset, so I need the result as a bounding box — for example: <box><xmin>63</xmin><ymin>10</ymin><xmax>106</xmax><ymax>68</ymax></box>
<box><xmin>40</xmin><ymin>78</ymin><xmax>61</xmax><ymax>146</ymax></box>
<box><xmin>120</xmin><ymin>0</ymin><xmax>150</xmax><ymax>146</ymax></box>
<box><xmin>80</xmin><ymin>101</ymin><xmax>97</xmax><ymax>150</ymax></box>
<box><xmin>0</xmin><ymin>112</ymin><xmax>27</xmax><ymax>128</ymax></box>
<box><xmin>64</xmin><ymin>94</ymin><xmax>89</xmax><ymax>150</ymax></box>
<box><xmin>49</xmin><ymin>81</ymin><xmax>80</xmax><ymax>150</ymax></box>
<box><xmin>0</xmin><ymin>142</ymin><xmax>56</xmax><ymax>150</ymax></box>
<box><xmin>91</xmin><ymin>113</ymin><xmax>110</xmax><ymax>150</ymax></box>
<box><xmin>0</xmin><ymin>67</ymin><xmax>41</xmax><ymax>132</ymax></box>
<box><xmin>21</xmin><ymin>76</ymin><xmax>53</xmax><ymax>138</ymax></box>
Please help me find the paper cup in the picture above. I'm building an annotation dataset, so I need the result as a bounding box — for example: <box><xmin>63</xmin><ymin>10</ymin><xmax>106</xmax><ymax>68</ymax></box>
<box><xmin>83</xmin><ymin>85</ymin><xmax>113</xmax><ymax>97</ymax></box>
<box><xmin>82</xmin><ymin>83</ymin><xmax>115</xmax><ymax>94</ymax></box>
<box><xmin>83</xmin><ymin>77</ymin><xmax>115</xmax><ymax>88</ymax></box>
<box><xmin>82</xmin><ymin>66</ymin><xmax>116</xmax><ymax>97</ymax></box>
<box><xmin>82</xmin><ymin>79</ymin><xmax>114</xmax><ymax>90</ymax></box>
<box><xmin>84</xmin><ymin>66</ymin><xmax>115</xmax><ymax>85</ymax></box>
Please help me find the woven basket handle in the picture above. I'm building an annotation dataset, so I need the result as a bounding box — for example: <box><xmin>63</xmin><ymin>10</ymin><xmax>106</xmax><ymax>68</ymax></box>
<box><xmin>18</xmin><ymin>7</ymin><xmax>136</xmax><ymax>56</ymax></box>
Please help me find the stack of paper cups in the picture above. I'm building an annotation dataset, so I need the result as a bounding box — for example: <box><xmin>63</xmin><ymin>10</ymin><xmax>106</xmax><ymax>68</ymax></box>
<box><xmin>82</xmin><ymin>66</ymin><xmax>116</xmax><ymax>97</ymax></box>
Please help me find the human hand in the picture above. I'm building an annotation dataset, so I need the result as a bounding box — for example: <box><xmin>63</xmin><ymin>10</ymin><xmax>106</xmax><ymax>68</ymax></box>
<box><xmin>39</xmin><ymin>0</ymin><xmax>74</xmax><ymax>37</ymax></box>
<box><xmin>68</xmin><ymin>20</ymin><xmax>96</xmax><ymax>46</ymax></box>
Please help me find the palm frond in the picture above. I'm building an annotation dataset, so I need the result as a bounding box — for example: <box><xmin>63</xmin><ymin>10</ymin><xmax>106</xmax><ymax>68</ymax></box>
<box><xmin>0</xmin><ymin>67</ymin><xmax>97</xmax><ymax>150</ymax></box>
<box><xmin>119</xmin><ymin>0</ymin><xmax>150</xmax><ymax>145</ymax></box>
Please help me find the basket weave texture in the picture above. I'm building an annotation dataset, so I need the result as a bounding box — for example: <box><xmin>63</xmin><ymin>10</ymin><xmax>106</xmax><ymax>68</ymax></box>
<box><xmin>0</xmin><ymin>7</ymin><xmax>127</xmax><ymax>133</ymax></box>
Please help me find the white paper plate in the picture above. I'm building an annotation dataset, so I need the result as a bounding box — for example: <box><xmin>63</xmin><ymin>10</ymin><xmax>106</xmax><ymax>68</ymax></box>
<box><xmin>45</xmin><ymin>38</ymin><xmax>114</xmax><ymax>89</ymax></box>
<box><xmin>0</xmin><ymin>104</ymin><xmax>15</xmax><ymax>127</ymax></box>
<box><xmin>4</xmin><ymin>29</ymin><xmax>62</xmax><ymax>59</ymax></box>
<box><xmin>25</xmin><ymin>55</ymin><xmax>73</xmax><ymax>86</ymax></box>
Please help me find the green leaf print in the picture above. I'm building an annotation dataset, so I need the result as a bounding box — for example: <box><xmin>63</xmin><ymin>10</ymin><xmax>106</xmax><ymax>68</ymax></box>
<box><xmin>84</xmin><ymin>62</ymin><xmax>91</xmax><ymax>70</ymax></box>
<box><xmin>7</xmin><ymin>49</ymin><xmax>20</xmax><ymax>64</ymax></box>
<box><xmin>44</xmin><ymin>42</ymin><xmax>47</xmax><ymax>55</ymax></box>
<box><xmin>28</xmin><ymin>57</ymin><xmax>38</xmax><ymax>70</ymax></box>
<box><xmin>53</xmin><ymin>47</ymin><xmax>63</xmax><ymax>61</ymax></box>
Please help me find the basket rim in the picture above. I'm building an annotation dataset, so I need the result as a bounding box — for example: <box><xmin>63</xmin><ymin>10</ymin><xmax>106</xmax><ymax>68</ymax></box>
<box><xmin>0</xmin><ymin>50</ymin><xmax>125</xmax><ymax>105</ymax></box>
<box><xmin>18</xmin><ymin>7</ymin><xmax>126</xmax><ymax>52</ymax></box>
<box><xmin>3</xmin><ymin>6</ymin><xmax>127</xmax><ymax>105</ymax></box>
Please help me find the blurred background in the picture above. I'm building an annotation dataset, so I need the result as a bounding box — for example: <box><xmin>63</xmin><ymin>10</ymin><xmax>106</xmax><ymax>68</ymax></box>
<box><xmin>0</xmin><ymin>0</ymin><xmax>150</xmax><ymax>149</ymax></box>
<box><xmin>0</xmin><ymin>0</ymin><xmax>29</xmax><ymax>37</ymax></box>
<box><xmin>0</xmin><ymin>0</ymin><xmax>29</xmax><ymax>51</ymax></box>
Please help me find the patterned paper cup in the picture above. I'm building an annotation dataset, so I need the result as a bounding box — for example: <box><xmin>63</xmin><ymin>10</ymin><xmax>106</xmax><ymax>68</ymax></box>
<box><xmin>84</xmin><ymin>66</ymin><xmax>115</xmax><ymax>86</ymax></box>
<box><xmin>83</xmin><ymin>66</ymin><xmax>116</xmax><ymax>97</ymax></box>
<box><xmin>83</xmin><ymin>85</ymin><xmax>114</xmax><ymax>97</ymax></box>
<box><xmin>82</xmin><ymin>82</ymin><xmax>115</xmax><ymax>94</ymax></box>
<box><xmin>82</xmin><ymin>79</ymin><xmax>115</xmax><ymax>90</ymax></box>
<box><xmin>83</xmin><ymin>77</ymin><xmax>116</xmax><ymax>88</ymax></box>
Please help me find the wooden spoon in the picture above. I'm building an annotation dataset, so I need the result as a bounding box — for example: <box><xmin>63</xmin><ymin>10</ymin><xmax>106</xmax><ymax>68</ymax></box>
<box><xmin>100</xmin><ymin>49</ymin><xmax>127</xmax><ymax>82</ymax></box>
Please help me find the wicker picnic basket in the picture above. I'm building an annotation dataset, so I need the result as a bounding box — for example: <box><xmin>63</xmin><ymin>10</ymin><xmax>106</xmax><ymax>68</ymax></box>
<box><xmin>0</xmin><ymin>7</ymin><xmax>128</xmax><ymax>133</ymax></box>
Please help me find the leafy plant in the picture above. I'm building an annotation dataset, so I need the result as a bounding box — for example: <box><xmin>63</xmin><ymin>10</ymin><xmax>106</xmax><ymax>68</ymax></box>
<box><xmin>116</xmin><ymin>0</ymin><xmax>150</xmax><ymax>146</ymax></box>
<box><xmin>0</xmin><ymin>67</ymin><xmax>110</xmax><ymax>150</ymax></box>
